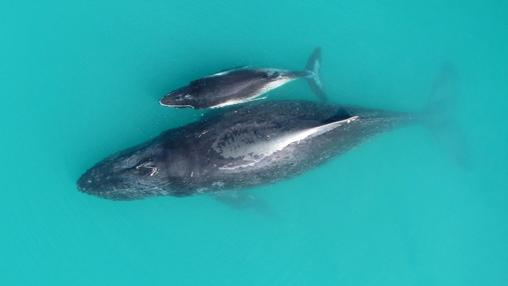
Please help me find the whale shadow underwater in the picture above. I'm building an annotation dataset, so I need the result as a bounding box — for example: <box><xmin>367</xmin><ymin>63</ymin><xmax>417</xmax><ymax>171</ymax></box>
<box><xmin>77</xmin><ymin>65</ymin><xmax>465</xmax><ymax>201</ymax></box>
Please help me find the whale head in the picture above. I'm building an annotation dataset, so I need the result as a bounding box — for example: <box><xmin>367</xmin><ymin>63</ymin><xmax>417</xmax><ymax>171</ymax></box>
<box><xmin>77</xmin><ymin>142</ymin><xmax>177</xmax><ymax>200</ymax></box>
<box><xmin>159</xmin><ymin>87</ymin><xmax>197</xmax><ymax>109</ymax></box>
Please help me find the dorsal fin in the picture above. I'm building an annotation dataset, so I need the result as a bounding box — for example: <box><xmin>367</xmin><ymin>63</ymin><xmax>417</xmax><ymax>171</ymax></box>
<box><xmin>321</xmin><ymin>108</ymin><xmax>353</xmax><ymax>124</ymax></box>
<box><xmin>308</xmin><ymin>115</ymin><xmax>359</xmax><ymax>138</ymax></box>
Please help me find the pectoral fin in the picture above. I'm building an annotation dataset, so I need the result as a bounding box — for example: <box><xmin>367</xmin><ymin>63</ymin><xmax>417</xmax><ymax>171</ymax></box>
<box><xmin>212</xmin><ymin>191</ymin><xmax>258</xmax><ymax>209</ymax></box>
<box><xmin>211</xmin><ymin>191</ymin><xmax>273</xmax><ymax>216</ymax></box>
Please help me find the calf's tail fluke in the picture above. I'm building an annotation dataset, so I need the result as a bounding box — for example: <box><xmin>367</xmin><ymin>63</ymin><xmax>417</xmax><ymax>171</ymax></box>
<box><xmin>422</xmin><ymin>63</ymin><xmax>469</xmax><ymax>167</ymax></box>
<box><xmin>305</xmin><ymin>47</ymin><xmax>327</xmax><ymax>101</ymax></box>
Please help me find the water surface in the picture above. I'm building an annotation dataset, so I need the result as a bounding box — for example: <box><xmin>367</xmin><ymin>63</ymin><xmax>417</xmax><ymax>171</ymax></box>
<box><xmin>1</xmin><ymin>1</ymin><xmax>507</xmax><ymax>285</ymax></box>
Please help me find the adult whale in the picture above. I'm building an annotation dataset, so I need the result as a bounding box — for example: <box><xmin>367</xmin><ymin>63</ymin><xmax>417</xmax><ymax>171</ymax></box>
<box><xmin>77</xmin><ymin>96</ymin><xmax>460</xmax><ymax>201</ymax></box>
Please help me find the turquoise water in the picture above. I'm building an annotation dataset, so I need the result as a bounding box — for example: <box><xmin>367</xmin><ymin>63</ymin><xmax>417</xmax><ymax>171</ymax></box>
<box><xmin>2</xmin><ymin>0</ymin><xmax>507</xmax><ymax>285</ymax></box>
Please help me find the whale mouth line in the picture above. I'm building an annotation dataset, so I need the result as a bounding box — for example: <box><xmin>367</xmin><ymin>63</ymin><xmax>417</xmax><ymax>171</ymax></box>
<box><xmin>78</xmin><ymin>187</ymin><xmax>147</xmax><ymax>201</ymax></box>
<box><xmin>159</xmin><ymin>100</ymin><xmax>195</xmax><ymax>109</ymax></box>
<box><xmin>77</xmin><ymin>179</ymin><xmax>175</xmax><ymax>201</ymax></box>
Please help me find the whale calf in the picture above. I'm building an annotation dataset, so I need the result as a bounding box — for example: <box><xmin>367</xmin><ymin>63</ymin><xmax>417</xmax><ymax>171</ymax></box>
<box><xmin>159</xmin><ymin>48</ymin><xmax>325</xmax><ymax>109</ymax></box>
<box><xmin>77</xmin><ymin>100</ymin><xmax>423</xmax><ymax>200</ymax></box>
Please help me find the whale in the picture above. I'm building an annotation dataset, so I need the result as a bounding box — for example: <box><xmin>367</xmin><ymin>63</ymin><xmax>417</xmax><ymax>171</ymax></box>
<box><xmin>159</xmin><ymin>48</ymin><xmax>326</xmax><ymax>109</ymax></box>
<box><xmin>77</xmin><ymin>65</ymin><xmax>463</xmax><ymax>201</ymax></box>
<box><xmin>77</xmin><ymin>100</ymin><xmax>424</xmax><ymax>200</ymax></box>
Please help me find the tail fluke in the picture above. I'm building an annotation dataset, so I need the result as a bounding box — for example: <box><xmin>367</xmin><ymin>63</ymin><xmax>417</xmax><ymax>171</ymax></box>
<box><xmin>304</xmin><ymin>47</ymin><xmax>327</xmax><ymax>101</ymax></box>
<box><xmin>422</xmin><ymin>63</ymin><xmax>468</xmax><ymax>167</ymax></box>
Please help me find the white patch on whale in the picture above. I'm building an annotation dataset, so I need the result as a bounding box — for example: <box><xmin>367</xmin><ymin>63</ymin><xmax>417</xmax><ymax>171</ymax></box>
<box><xmin>214</xmin><ymin>116</ymin><xmax>360</xmax><ymax>170</ymax></box>
<box><xmin>258</xmin><ymin>77</ymin><xmax>294</xmax><ymax>93</ymax></box>
<box><xmin>206</xmin><ymin>70</ymin><xmax>232</xmax><ymax>77</ymax></box>
<box><xmin>209</xmin><ymin>96</ymin><xmax>267</xmax><ymax>109</ymax></box>
<box><xmin>208</xmin><ymin>69</ymin><xmax>295</xmax><ymax>109</ymax></box>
